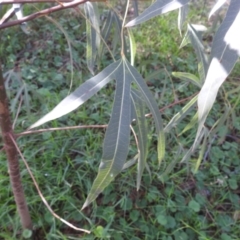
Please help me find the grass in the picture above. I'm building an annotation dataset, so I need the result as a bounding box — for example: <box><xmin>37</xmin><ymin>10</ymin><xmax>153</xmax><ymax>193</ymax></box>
<box><xmin>1</xmin><ymin>1</ymin><xmax>240</xmax><ymax>239</ymax></box>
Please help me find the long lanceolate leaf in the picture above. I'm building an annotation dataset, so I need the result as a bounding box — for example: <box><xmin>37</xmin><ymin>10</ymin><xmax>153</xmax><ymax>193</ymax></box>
<box><xmin>82</xmin><ymin>60</ymin><xmax>132</xmax><ymax>209</ymax></box>
<box><xmin>82</xmin><ymin>59</ymin><xmax>165</xmax><ymax>208</ymax></box>
<box><xmin>164</xmin><ymin>94</ymin><xmax>198</xmax><ymax>133</ymax></box>
<box><xmin>178</xmin><ymin>4</ymin><xmax>188</xmax><ymax>36</ymax></box>
<box><xmin>172</xmin><ymin>72</ymin><xmax>201</xmax><ymax>87</ymax></box>
<box><xmin>84</xmin><ymin>2</ymin><xmax>100</xmax><ymax>74</ymax></box>
<box><xmin>112</xmin><ymin>12</ymin><xmax>127</xmax><ymax>57</ymax></box>
<box><xmin>125</xmin><ymin>0</ymin><xmax>190</xmax><ymax>27</ymax></box>
<box><xmin>209</xmin><ymin>0</ymin><xmax>227</xmax><ymax>19</ymax></box>
<box><xmin>183</xmin><ymin>24</ymin><xmax>208</xmax><ymax>82</ymax></box>
<box><xmin>131</xmin><ymin>89</ymin><xmax>148</xmax><ymax>190</ymax></box>
<box><xmin>30</xmin><ymin>61</ymin><xmax>121</xmax><ymax>129</ymax></box>
<box><xmin>128</xmin><ymin>29</ymin><xmax>137</xmax><ymax>66</ymax></box>
<box><xmin>132</xmin><ymin>0</ymin><xmax>139</xmax><ymax>18</ymax></box>
<box><xmin>98</xmin><ymin>10</ymin><xmax>114</xmax><ymax>59</ymax></box>
<box><xmin>196</xmin><ymin>0</ymin><xmax>240</xmax><ymax>145</ymax></box>
<box><xmin>125</xmin><ymin>61</ymin><xmax>165</xmax><ymax>165</ymax></box>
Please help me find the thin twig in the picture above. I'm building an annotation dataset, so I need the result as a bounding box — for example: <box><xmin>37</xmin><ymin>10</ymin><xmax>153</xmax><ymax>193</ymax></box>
<box><xmin>0</xmin><ymin>0</ymin><xmax>103</xmax><ymax>4</ymax></box>
<box><xmin>130</xmin><ymin>125</ymin><xmax>139</xmax><ymax>152</ymax></box>
<box><xmin>0</xmin><ymin>0</ymin><xmax>90</xmax><ymax>30</ymax></box>
<box><xmin>16</xmin><ymin>124</ymin><xmax>107</xmax><ymax>137</ymax></box>
<box><xmin>9</xmin><ymin>133</ymin><xmax>91</xmax><ymax>234</ymax></box>
<box><xmin>145</xmin><ymin>92</ymin><xmax>198</xmax><ymax>118</ymax></box>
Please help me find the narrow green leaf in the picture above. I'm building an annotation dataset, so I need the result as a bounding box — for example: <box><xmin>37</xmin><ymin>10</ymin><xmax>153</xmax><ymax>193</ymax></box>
<box><xmin>179</xmin><ymin>112</ymin><xmax>198</xmax><ymax>135</ymax></box>
<box><xmin>101</xmin><ymin>10</ymin><xmax>113</xmax><ymax>45</ymax></box>
<box><xmin>82</xmin><ymin>60</ymin><xmax>132</xmax><ymax>208</ymax></box>
<box><xmin>122</xmin><ymin>154</ymin><xmax>138</xmax><ymax>170</ymax></box>
<box><xmin>180</xmin><ymin>24</ymin><xmax>207</xmax><ymax>48</ymax></box>
<box><xmin>179</xmin><ymin>29</ymin><xmax>190</xmax><ymax>48</ymax></box>
<box><xmin>172</xmin><ymin>72</ymin><xmax>201</xmax><ymax>87</ymax></box>
<box><xmin>128</xmin><ymin>29</ymin><xmax>137</xmax><ymax>66</ymax></box>
<box><xmin>159</xmin><ymin>146</ymin><xmax>181</xmax><ymax>182</ymax></box>
<box><xmin>194</xmin><ymin>127</ymin><xmax>208</xmax><ymax>173</ymax></box>
<box><xmin>178</xmin><ymin>5</ymin><xmax>188</xmax><ymax>36</ymax></box>
<box><xmin>125</xmin><ymin>0</ymin><xmax>190</xmax><ymax>28</ymax></box>
<box><xmin>145</xmin><ymin>162</ymin><xmax>152</xmax><ymax>182</ymax></box>
<box><xmin>196</xmin><ymin>0</ymin><xmax>240</xmax><ymax>147</ymax></box>
<box><xmin>30</xmin><ymin>60</ymin><xmax>121</xmax><ymax>129</ymax></box>
<box><xmin>98</xmin><ymin>10</ymin><xmax>114</xmax><ymax>59</ymax></box>
<box><xmin>164</xmin><ymin>95</ymin><xmax>198</xmax><ymax>133</ymax></box>
<box><xmin>180</xmin><ymin>24</ymin><xmax>208</xmax><ymax>82</ymax></box>
<box><xmin>11</xmin><ymin>84</ymin><xmax>24</xmax><ymax>114</ymax></box>
<box><xmin>189</xmin><ymin>24</ymin><xmax>208</xmax><ymax>82</ymax></box>
<box><xmin>181</xmin><ymin>128</ymin><xmax>205</xmax><ymax>163</ymax></box>
<box><xmin>112</xmin><ymin>12</ymin><xmax>127</xmax><ymax>57</ymax></box>
<box><xmin>209</xmin><ymin>0</ymin><xmax>227</xmax><ymax>19</ymax></box>
<box><xmin>131</xmin><ymin>89</ymin><xmax>148</xmax><ymax>190</ymax></box>
<box><xmin>125</xmin><ymin>61</ymin><xmax>165</xmax><ymax>165</ymax></box>
<box><xmin>84</xmin><ymin>2</ymin><xmax>100</xmax><ymax>75</ymax></box>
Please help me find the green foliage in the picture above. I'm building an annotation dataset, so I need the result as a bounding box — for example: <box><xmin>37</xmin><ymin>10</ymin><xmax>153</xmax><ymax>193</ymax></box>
<box><xmin>1</xmin><ymin>0</ymin><xmax>240</xmax><ymax>238</ymax></box>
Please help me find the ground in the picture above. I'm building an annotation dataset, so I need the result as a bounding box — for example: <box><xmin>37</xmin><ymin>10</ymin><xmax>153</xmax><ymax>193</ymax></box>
<box><xmin>0</xmin><ymin>1</ymin><xmax>240</xmax><ymax>239</ymax></box>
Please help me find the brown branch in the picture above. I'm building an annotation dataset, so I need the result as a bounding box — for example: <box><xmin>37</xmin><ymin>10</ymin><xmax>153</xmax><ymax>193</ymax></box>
<box><xmin>1</xmin><ymin>0</ymin><xmax>74</xmax><ymax>3</ymax></box>
<box><xmin>160</xmin><ymin>93</ymin><xmax>198</xmax><ymax>112</ymax></box>
<box><xmin>0</xmin><ymin>0</ymin><xmax>103</xmax><ymax>3</ymax></box>
<box><xmin>16</xmin><ymin>124</ymin><xmax>107</xmax><ymax>137</ymax></box>
<box><xmin>0</xmin><ymin>62</ymin><xmax>32</xmax><ymax>229</ymax></box>
<box><xmin>0</xmin><ymin>0</ymin><xmax>102</xmax><ymax>30</ymax></box>
<box><xmin>145</xmin><ymin>92</ymin><xmax>198</xmax><ymax>118</ymax></box>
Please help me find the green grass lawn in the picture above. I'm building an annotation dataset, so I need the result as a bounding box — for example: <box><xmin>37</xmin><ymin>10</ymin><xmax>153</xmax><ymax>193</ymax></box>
<box><xmin>0</xmin><ymin>2</ymin><xmax>240</xmax><ymax>239</ymax></box>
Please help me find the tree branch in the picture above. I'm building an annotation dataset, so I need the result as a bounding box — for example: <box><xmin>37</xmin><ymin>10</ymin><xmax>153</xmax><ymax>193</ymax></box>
<box><xmin>1</xmin><ymin>0</ymin><xmax>73</xmax><ymax>3</ymax></box>
<box><xmin>0</xmin><ymin>62</ymin><xmax>32</xmax><ymax>230</ymax></box>
<box><xmin>0</xmin><ymin>0</ymin><xmax>104</xmax><ymax>29</ymax></box>
<box><xmin>16</xmin><ymin>124</ymin><xmax>107</xmax><ymax>137</ymax></box>
<box><xmin>0</xmin><ymin>0</ymin><xmax>103</xmax><ymax>3</ymax></box>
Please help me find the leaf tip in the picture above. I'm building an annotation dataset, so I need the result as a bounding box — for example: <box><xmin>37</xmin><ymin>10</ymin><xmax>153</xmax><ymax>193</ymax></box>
<box><xmin>125</xmin><ymin>20</ymin><xmax>135</xmax><ymax>28</ymax></box>
<box><xmin>28</xmin><ymin>123</ymin><xmax>38</xmax><ymax>130</ymax></box>
<box><xmin>81</xmin><ymin>201</ymin><xmax>89</xmax><ymax>211</ymax></box>
<box><xmin>157</xmin><ymin>157</ymin><xmax>164</xmax><ymax>169</ymax></box>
